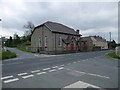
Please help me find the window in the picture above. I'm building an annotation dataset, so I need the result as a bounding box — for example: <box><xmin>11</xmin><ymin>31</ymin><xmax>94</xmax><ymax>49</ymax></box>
<box><xmin>58</xmin><ymin>37</ymin><xmax>62</xmax><ymax>46</ymax></box>
<box><xmin>44</xmin><ymin>36</ymin><xmax>47</xmax><ymax>47</ymax></box>
<box><xmin>39</xmin><ymin>37</ymin><xmax>41</xmax><ymax>47</ymax></box>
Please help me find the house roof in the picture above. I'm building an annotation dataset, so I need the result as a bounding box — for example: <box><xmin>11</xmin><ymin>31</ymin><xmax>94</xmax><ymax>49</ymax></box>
<box><xmin>34</xmin><ymin>21</ymin><xmax>82</xmax><ymax>36</ymax></box>
<box><xmin>82</xmin><ymin>36</ymin><xmax>106</xmax><ymax>42</ymax></box>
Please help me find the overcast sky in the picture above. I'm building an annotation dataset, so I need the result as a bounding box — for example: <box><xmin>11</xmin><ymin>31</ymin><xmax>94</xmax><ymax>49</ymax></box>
<box><xmin>0</xmin><ymin>0</ymin><xmax>118</xmax><ymax>42</ymax></box>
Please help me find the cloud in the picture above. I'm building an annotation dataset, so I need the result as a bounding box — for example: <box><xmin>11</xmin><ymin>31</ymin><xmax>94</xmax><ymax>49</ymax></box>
<box><xmin>0</xmin><ymin>1</ymin><xmax>118</xmax><ymax>42</ymax></box>
<box><xmin>81</xmin><ymin>27</ymin><xmax>118</xmax><ymax>41</ymax></box>
<box><xmin>1</xmin><ymin>28</ymin><xmax>24</xmax><ymax>38</ymax></box>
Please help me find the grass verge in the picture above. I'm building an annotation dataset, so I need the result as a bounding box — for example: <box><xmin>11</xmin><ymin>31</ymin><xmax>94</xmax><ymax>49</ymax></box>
<box><xmin>107</xmin><ymin>52</ymin><xmax>120</xmax><ymax>59</ymax></box>
<box><xmin>2</xmin><ymin>50</ymin><xmax>17</xmax><ymax>60</ymax></box>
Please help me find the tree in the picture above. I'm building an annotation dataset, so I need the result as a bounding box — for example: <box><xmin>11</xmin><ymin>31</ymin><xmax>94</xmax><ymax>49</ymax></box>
<box><xmin>9</xmin><ymin>36</ymin><xmax>13</xmax><ymax>46</ymax></box>
<box><xmin>24</xmin><ymin>21</ymin><xmax>35</xmax><ymax>35</ymax></box>
<box><xmin>108</xmin><ymin>40</ymin><xmax>117</xmax><ymax>49</ymax></box>
<box><xmin>13</xmin><ymin>33</ymin><xmax>20</xmax><ymax>45</ymax></box>
<box><xmin>4</xmin><ymin>36</ymin><xmax>13</xmax><ymax>47</ymax></box>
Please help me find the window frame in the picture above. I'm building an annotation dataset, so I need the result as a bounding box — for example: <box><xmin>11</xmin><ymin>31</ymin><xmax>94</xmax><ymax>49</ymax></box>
<box><xmin>58</xmin><ymin>37</ymin><xmax>62</xmax><ymax>46</ymax></box>
<box><xmin>44</xmin><ymin>36</ymin><xmax>47</xmax><ymax>47</ymax></box>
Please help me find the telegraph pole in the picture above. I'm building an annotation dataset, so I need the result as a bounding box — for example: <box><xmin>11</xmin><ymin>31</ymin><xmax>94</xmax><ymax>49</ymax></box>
<box><xmin>109</xmin><ymin>32</ymin><xmax>111</xmax><ymax>42</ymax></box>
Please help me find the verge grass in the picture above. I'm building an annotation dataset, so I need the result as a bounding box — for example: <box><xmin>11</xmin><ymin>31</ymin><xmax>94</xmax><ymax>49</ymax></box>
<box><xmin>2</xmin><ymin>50</ymin><xmax>17</xmax><ymax>60</ymax></box>
<box><xmin>107</xmin><ymin>52</ymin><xmax>120</xmax><ymax>59</ymax></box>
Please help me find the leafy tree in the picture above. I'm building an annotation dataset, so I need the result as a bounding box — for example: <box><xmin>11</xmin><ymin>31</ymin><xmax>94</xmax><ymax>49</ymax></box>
<box><xmin>23</xmin><ymin>21</ymin><xmax>35</xmax><ymax>41</ymax></box>
<box><xmin>13</xmin><ymin>34</ymin><xmax>20</xmax><ymax>45</ymax></box>
<box><xmin>24</xmin><ymin>21</ymin><xmax>35</xmax><ymax>35</ymax></box>
<box><xmin>108</xmin><ymin>40</ymin><xmax>117</xmax><ymax>49</ymax></box>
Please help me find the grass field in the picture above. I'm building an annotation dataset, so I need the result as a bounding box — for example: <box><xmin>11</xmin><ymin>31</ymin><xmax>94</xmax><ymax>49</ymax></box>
<box><xmin>107</xmin><ymin>52</ymin><xmax>120</xmax><ymax>59</ymax></box>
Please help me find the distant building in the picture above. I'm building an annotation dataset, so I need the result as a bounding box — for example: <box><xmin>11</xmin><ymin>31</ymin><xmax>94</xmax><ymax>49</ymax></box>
<box><xmin>80</xmin><ymin>36</ymin><xmax>108</xmax><ymax>51</ymax></box>
<box><xmin>31</xmin><ymin>21</ymin><xmax>82</xmax><ymax>54</ymax></box>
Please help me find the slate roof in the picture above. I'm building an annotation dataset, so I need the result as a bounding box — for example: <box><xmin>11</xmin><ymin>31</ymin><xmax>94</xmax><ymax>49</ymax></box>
<box><xmin>82</xmin><ymin>36</ymin><xmax>106</xmax><ymax>42</ymax></box>
<box><xmin>35</xmin><ymin>21</ymin><xmax>81</xmax><ymax>36</ymax></box>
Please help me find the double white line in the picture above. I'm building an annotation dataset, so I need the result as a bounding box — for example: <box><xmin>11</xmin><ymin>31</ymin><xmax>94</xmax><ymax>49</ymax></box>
<box><xmin>1</xmin><ymin>75</ymin><xmax>19</xmax><ymax>84</ymax></box>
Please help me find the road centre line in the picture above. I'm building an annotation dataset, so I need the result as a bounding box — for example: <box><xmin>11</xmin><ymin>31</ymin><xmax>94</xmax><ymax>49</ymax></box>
<box><xmin>22</xmin><ymin>74</ymin><xmax>34</xmax><ymax>79</ymax></box>
<box><xmin>67</xmin><ymin>63</ymin><xmax>71</xmax><ymax>65</ymax></box>
<box><xmin>43</xmin><ymin>68</ymin><xmax>50</xmax><ymax>71</ymax></box>
<box><xmin>52</xmin><ymin>66</ymin><xmax>58</xmax><ymax>68</ymax></box>
<box><xmin>31</xmin><ymin>70</ymin><xmax>40</xmax><ymax>73</ymax></box>
<box><xmin>1</xmin><ymin>76</ymin><xmax>13</xmax><ymax>80</ymax></box>
<box><xmin>60</xmin><ymin>65</ymin><xmax>64</xmax><ymax>66</ymax></box>
<box><xmin>49</xmin><ymin>69</ymin><xmax>56</xmax><ymax>72</ymax></box>
<box><xmin>18</xmin><ymin>73</ymin><xmax>27</xmax><ymax>76</ymax></box>
<box><xmin>58</xmin><ymin>67</ymin><xmax>64</xmax><ymax>70</ymax></box>
<box><xmin>73</xmin><ymin>62</ymin><xmax>76</xmax><ymax>63</ymax></box>
<box><xmin>4</xmin><ymin>78</ymin><xmax>19</xmax><ymax>83</ymax></box>
<box><xmin>36</xmin><ymin>72</ymin><xmax>46</xmax><ymax>75</ymax></box>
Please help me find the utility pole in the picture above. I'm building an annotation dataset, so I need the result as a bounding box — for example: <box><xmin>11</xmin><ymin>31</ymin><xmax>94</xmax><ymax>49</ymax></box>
<box><xmin>109</xmin><ymin>32</ymin><xmax>111</xmax><ymax>42</ymax></box>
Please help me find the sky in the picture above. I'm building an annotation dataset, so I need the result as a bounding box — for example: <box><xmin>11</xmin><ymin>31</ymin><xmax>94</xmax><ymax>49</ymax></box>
<box><xmin>0</xmin><ymin>0</ymin><xmax>119</xmax><ymax>43</ymax></box>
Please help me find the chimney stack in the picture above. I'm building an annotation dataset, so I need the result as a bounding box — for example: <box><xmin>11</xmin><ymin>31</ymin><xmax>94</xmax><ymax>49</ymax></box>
<box><xmin>76</xmin><ymin>29</ymin><xmax>79</xmax><ymax>34</ymax></box>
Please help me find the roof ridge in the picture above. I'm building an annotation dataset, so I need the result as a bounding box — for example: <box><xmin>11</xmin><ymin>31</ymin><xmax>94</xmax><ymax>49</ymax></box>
<box><xmin>34</xmin><ymin>21</ymin><xmax>81</xmax><ymax>36</ymax></box>
<box><xmin>46</xmin><ymin>21</ymin><xmax>75</xmax><ymax>31</ymax></box>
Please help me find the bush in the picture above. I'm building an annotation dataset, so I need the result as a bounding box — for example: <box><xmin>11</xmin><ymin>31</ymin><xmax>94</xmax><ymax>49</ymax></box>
<box><xmin>2</xmin><ymin>50</ymin><xmax>17</xmax><ymax>60</ymax></box>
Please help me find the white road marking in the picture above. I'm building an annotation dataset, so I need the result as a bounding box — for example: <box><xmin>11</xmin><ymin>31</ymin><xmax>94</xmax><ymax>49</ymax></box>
<box><xmin>67</xmin><ymin>63</ymin><xmax>71</xmax><ymax>65</ymax></box>
<box><xmin>4</xmin><ymin>62</ymin><xmax>23</xmax><ymax>65</ymax></box>
<box><xmin>1</xmin><ymin>76</ymin><xmax>13</xmax><ymax>80</ymax></box>
<box><xmin>18</xmin><ymin>73</ymin><xmax>27</xmax><ymax>76</ymax></box>
<box><xmin>36</xmin><ymin>72</ymin><xmax>46</xmax><ymax>75</ymax></box>
<box><xmin>43</xmin><ymin>68</ymin><xmax>50</xmax><ymax>71</ymax></box>
<box><xmin>22</xmin><ymin>75</ymin><xmax>34</xmax><ymax>79</ymax></box>
<box><xmin>52</xmin><ymin>66</ymin><xmax>58</xmax><ymax>68</ymax></box>
<box><xmin>31</xmin><ymin>70</ymin><xmax>40</xmax><ymax>73</ymax></box>
<box><xmin>63</xmin><ymin>81</ymin><xmax>100</xmax><ymax>88</ymax></box>
<box><xmin>49</xmin><ymin>69</ymin><xmax>56</xmax><ymax>72</ymax></box>
<box><xmin>73</xmin><ymin>62</ymin><xmax>76</xmax><ymax>63</ymax></box>
<box><xmin>58</xmin><ymin>67</ymin><xmax>64</xmax><ymax>70</ymax></box>
<box><xmin>88</xmin><ymin>73</ymin><xmax>110</xmax><ymax>79</ymax></box>
<box><xmin>73</xmin><ymin>70</ymin><xmax>86</xmax><ymax>74</ymax></box>
<box><xmin>4</xmin><ymin>78</ymin><xmax>19</xmax><ymax>83</ymax></box>
<box><xmin>66</xmin><ymin>68</ymin><xmax>110</xmax><ymax>79</ymax></box>
<box><xmin>60</xmin><ymin>65</ymin><xmax>64</xmax><ymax>66</ymax></box>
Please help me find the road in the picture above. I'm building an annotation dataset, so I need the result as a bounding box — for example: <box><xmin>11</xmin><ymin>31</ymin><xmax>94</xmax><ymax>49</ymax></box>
<box><xmin>1</xmin><ymin>48</ymin><xmax>118</xmax><ymax>89</ymax></box>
